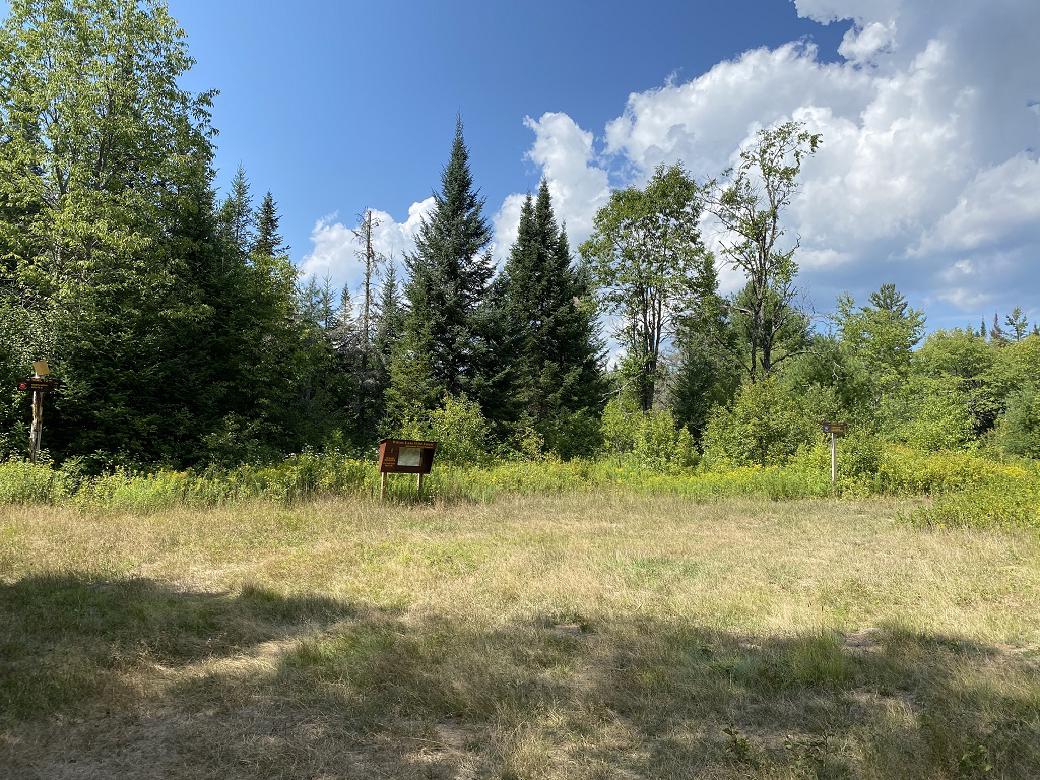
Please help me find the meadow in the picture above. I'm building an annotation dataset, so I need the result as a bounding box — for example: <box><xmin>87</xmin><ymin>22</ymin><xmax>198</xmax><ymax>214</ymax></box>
<box><xmin>2</xmin><ymin>489</ymin><xmax>1038</xmax><ymax>778</ymax></box>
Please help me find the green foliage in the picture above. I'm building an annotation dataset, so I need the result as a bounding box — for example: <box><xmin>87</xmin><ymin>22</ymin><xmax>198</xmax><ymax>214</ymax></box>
<box><xmin>498</xmin><ymin>182</ymin><xmax>605</xmax><ymax>455</ymax></box>
<box><xmin>705</xmin><ymin>121</ymin><xmax>820</xmax><ymax>380</ymax></box>
<box><xmin>992</xmin><ymin>385</ymin><xmax>1040</xmax><ymax>459</ymax></box>
<box><xmin>881</xmin><ymin>374</ymin><xmax>974</xmax><ymax>452</ymax></box>
<box><xmin>906</xmin><ymin>468</ymin><xmax>1040</xmax><ymax>531</ymax></box>
<box><xmin>387</xmin><ymin>119</ymin><xmax>496</xmax><ymax>424</ymax></box>
<box><xmin>0</xmin><ymin>461</ymin><xmax>70</xmax><ymax>504</ymax></box>
<box><xmin>581</xmin><ymin>164</ymin><xmax>704</xmax><ymax>409</ymax></box>
<box><xmin>632</xmin><ymin>409</ymin><xmax>698</xmax><ymax>472</ymax></box>
<box><xmin>702</xmin><ymin>377</ymin><xmax>825</xmax><ymax>467</ymax></box>
<box><xmin>399</xmin><ymin>394</ymin><xmax>490</xmax><ymax>465</ymax></box>
<box><xmin>600</xmin><ymin>395</ymin><xmax>641</xmax><ymax>460</ymax></box>
<box><xmin>834</xmin><ymin>283</ymin><xmax>925</xmax><ymax>406</ymax></box>
<box><xmin>670</xmin><ymin>253</ymin><xmax>741</xmax><ymax>441</ymax></box>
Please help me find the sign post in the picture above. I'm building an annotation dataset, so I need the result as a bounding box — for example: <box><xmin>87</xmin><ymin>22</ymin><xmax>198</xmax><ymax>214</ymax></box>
<box><xmin>820</xmin><ymin>421</ymin><xmax>847</xmax><ymax>488</ymax></box>
<box><xmin>377</xmin><ymin>439</ymin><xmax>437</xmax><ymax>499</ymax></box>
<box><xmin>17</xmin><ymin>362</ymin><xmax>61</xmax><ymax>463</ymax></box>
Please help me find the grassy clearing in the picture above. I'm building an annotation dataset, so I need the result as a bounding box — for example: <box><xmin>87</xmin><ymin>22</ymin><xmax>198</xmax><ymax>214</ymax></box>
<box><xmin>2</xmin><ymin>493</ymin><xmax>1039</xmax><ymax>778</ymax></box>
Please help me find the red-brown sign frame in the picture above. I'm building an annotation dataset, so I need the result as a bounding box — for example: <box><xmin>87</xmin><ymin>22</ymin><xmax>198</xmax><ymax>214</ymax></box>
<box><xmin>378</xmin><ymin>438</ymin><xmax>437</xmax><ymax>474</ymax></box>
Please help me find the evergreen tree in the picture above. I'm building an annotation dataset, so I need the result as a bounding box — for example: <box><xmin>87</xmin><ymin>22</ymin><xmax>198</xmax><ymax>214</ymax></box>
<box><xmin>373</xmin><ymin>265</ymin><xmax>404</xmax><ymax>376</ymax></box>
<box><xmin>499</xmin><ymin>181</ymin><xmax>605</xmax><ymax>455</ymax></box>
<box><xmin>370</xmin><ymin>266</ymin><xmax>405</xmax><ymax>433</ymax></box>
<box><xmin>253</xmin><ymin>191</ymin><xmax>288</xmax><ymax>257</ymax></box>
<box><xmin>218</xmin><ymin>165</ymin><xmax>254</xmax><ymax>255</ymax></box>
<box><xmin>1005</xmin><ymin>307</ymin><xmax>1029</xmax><ymax>341</ymax></box>
<box><xmin>991</xmin><ymin>313</ymin><xmax>1007</xmax><ymax>345</ymax></box>
<box><xmin>387</xmin><ymin>118</ymin><xmax>494</xmax><ymax>422</ymax></box>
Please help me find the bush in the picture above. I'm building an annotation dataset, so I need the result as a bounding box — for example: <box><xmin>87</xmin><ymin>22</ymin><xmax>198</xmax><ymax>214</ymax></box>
<box><xmin>906</xmin><ymin>474</ymin><xmax>1040</xmax><ymax>531</ymax></box>
<box><xmin>0</xmin><ymin>461</ymin><xmax>69</xmax><ymax>504</ymax></box>
<box><xmin>399</xmin><ymin>394</ymin><xmax>490</xmax><ymax>465</ymax></box>
<box><xmin>632</xmin><ymin>409</ymin><xmax>697</xmax><ymax>472</ymax></box>
<box><xmin>881</xmin><ymin>374</ymin><xmax>974</xmax><ymax>452</ymax></box>
<box><xmin>702</xmin><ymin>377</ymin><xmax>821</xmax><ymax>468</ymax></box>
<box><xmin>992</xmin><ymin>385</ymin><xmax>1040</xmax><ymax>459</ymax></box>
<box><xmin>600</xmin><ymin>395</ymin><xmax>641</xmax><ymax>461</ymax></box>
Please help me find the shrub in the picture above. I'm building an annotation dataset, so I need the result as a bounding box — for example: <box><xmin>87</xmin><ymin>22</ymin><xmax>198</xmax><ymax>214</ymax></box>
<box><xmin>906</xmin><ymin>474</ymin><xmax>1040</xmax><ymax>531</ymax></box>
<box><xmin>702</xmin><ymin>377</ymin><xmax>819</xmax><ymax>468</ymax></box>
<box><xmin>991</xmin><ymin>385</ymin><xmax>1040</xmax><ymax>459</ymax></box>
<box><xmin>0</xmin><ymin>461</ymin><xmax>69</xmax><ymax>504</ymax></box>
<box><xmin>632</xmin><ymin>409</ymin><xmax>697</xmax><ymax>472</ymax></box>
<box><xmin>881</xmin><ymin>374</ymin><xmax>974</xmax><ymax>451</ymax></box>
<box><xmin>600</xmin><ymin>394</ymin><xmax>641</xmax><ymax>461</ymax></box>
<box><xmin>399</xmin><ymin>394</ymin><xmax>491</xmax><ymax>465</ymax></box>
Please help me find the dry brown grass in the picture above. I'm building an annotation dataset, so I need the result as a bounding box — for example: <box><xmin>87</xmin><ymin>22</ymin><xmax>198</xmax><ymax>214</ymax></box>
<box><xmin>2</xmin><ymin>493</ymin><xmax>1039</xmax><ymax>778</ymax></box>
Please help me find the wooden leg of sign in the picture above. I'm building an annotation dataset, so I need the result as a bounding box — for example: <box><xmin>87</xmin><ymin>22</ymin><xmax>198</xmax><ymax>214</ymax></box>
<box><xmin>379</xmin><ymin>471</ymin><xmax>387</xmax><ymax>501</ymax></box>
<box><xmin>29</xmin><ymin>389</ymin><xmax>42</xmax><ymax>464</ymax></box>
<box><xmin>416</xmin><ymin>472</ymin><xmax>424</xmax><ymax>496</ymax></box>
<box><xmin>830</xmin><ymin>432</ymin><xmax>837</xmax><ymax>489</ymax></box>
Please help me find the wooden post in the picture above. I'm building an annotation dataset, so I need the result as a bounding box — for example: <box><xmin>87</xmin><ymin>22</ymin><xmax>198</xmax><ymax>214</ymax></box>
<box><xmin>830</xmin><ymin>432</ymin><xmax>837</xmax><ymax>488</ymax></box>
<box><xmin>379</xmin><ymin>471</ymin><xmax>387</xmax><ymax>501</ymax></box>
<box><xmin>29</xmin><ymin>388</ymin><xmax>43</xmax><ymax>463</ymax></box>
<box><xmin>416</xmin><ymin>472</ymin><xmax>424</xmax><ymax>496</ymax></box>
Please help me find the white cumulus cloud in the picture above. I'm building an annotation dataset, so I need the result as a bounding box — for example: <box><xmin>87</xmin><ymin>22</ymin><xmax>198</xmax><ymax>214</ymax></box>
<box><xmin>494</xmin><ymin>0</ymin><xmax>1040</xmax><ymax>318</ymax></box>
<box><xmin>300</xmin><ymin>197</ymin><xmax>434</xmax><ymax>290</ymax></box>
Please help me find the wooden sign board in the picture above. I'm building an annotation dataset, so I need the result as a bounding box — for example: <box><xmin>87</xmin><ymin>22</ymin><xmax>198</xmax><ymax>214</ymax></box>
<box><xmin>378</xmin><ymin>439</ymin><xmax>437</xmax><ymax>474</ymax></box>
<box><xmin>17</xmin><ymin>377</ymin><xmax>61</xmax><ymax>392</ymax></box>
<box><xmin>821</xmin><ymin>421</ymin><xmax>847</xmax><ymax>436</ymax></box>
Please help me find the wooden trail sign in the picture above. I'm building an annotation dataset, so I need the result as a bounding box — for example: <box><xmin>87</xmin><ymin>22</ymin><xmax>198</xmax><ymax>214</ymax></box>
<box><xmin>377</xmin><ymin>439</ymin><xmax>437</xmax><ymax>499</ymax></box>
<box><xmin>17</xmin><ymin>377</ymin><xmax>62</xmax><ymax>393</ymax></box>
<box><xmin>18</xmin><ymin>363</ymin><xmax>60</xmax><ymax>463</ymax></box>
<box><xmin>820</xmin><ymin>421</ymin><xmax>847</xmax><ymax>487</ymax></box>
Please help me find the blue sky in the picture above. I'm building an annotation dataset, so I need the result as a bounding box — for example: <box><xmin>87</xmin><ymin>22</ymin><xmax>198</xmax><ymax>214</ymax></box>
<box><xmin>175</xmin><ymin>0</ymin><xmax>847</xmax><ymax>258</ymax></box>
<box><xmin>4</xmin><ymin>0</ymin><xmax>1038</xmax><ymax>331</ymax></box>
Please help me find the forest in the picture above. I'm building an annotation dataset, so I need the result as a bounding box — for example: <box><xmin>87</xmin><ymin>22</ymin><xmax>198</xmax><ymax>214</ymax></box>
<box><xmin>0</xmin><ymin>0</ymin><xmax>1037</xmax><ymax>481</ymax></box>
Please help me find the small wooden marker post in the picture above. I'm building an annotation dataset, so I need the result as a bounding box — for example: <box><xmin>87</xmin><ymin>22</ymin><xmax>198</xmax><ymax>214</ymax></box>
<box><xmin>377</xmin><ymin>439</ymin><xmax>437</xmax><ymax>500</ymax></box>
<box><xmin>16</xmin><ymin>361</ymin><xmax>61</xmax><ymax>463</ymax></box>
<box><xmin>820</xmin><ymin>421</ymin><xmax>847</xmax><ymax>488</ymax></box>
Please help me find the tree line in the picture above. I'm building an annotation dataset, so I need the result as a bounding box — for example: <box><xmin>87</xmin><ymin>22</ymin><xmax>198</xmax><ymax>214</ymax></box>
<box><xmin>0</xmin><ymin>0</ymin><xmax>1036</xmax><ymax>471</ymax></box>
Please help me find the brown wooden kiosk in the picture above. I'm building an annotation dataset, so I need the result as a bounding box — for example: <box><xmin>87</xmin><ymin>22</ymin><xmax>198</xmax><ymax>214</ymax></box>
<box><xmin>377</xmin><ymin>438</ymin><xmax>438</xmax><ymax>499</ymax></box>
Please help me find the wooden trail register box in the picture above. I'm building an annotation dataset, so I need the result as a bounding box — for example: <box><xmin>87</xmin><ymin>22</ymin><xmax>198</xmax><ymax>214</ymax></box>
<box><xmin>377</xmin><ymin>439</ymin><xmax>438</xmax><ymax>498</ymax></box>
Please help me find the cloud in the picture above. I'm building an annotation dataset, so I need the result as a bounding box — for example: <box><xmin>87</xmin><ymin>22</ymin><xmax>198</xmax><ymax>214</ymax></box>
<box><xmin>838</xmin><ymin>20</ymin><xmax>896</xmax><ymax>63</ymax></box>
<box><xmin>492</xmin><ymin>112</ymin><xmax>611</xmax><ymax>261</ymax></box>
<box><xmin>300</xmin><ymin>197</ymin><xmax>434</xmax><ymax>289</ymax></box>
<box><xmin>496</xmin><ymin>0</ymin><xmax>1040</xmax><ymax>318</ymax></box>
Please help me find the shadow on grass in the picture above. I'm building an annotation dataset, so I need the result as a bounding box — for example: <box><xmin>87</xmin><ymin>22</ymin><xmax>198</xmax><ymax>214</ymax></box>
<box><xmin>1</xmin><ymin>575</ymin><xmax>1038</xmax><ymax>779</ymax></box>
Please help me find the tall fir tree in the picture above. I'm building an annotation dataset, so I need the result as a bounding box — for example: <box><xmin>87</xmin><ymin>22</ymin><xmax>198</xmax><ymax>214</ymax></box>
<box><xmin>253</xmin><ymin>191</ymin><xmax>288</xmax><ymax>257</ymax></box>
<box><xmin>386</xmin><ymin>118</ymin><xmax>495</xmax><ymax>423</ymax></box>
<box><xmin>218</xmin><ymin>165</ymin><xmax>254</xmax><ymax>255</ymax></box>
<box><xmin>991</xmin><ymin>313</ymin><xmax>1007</xmax><ymax>345</ymax></box>
<box><xmin>371</xmin><ymin>265</ymin><xmax>405</xmax><ymax>433</ymax></box>
<box><xmin>499</xmin><ymin>181</ymin><xmax>605</xmax><ymax>455</ymax></box>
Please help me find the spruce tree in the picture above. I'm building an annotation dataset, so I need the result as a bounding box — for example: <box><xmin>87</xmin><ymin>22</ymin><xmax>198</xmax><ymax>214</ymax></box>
<box><xmin>991</xmin><ymin>313</ymin><xmax>1007</xmax><ymax>345</ymax></box>
<box><xmin>387</xmin><ymin>118</ymin><xmax>494</xmax><ymax>422</ymax></box>
<box><xmin>373</xmin><ymin>265</ymin><xmax>404</xmax><ymax>375</ymax></box>
<box><xmin>253</xmin><ymin>191</ymin><xmax>288</xmax><ymax>257</ymax></box>
<box><xmin>218</xmin><ymin>165</ymin><xmax>255</xmax><ymax>255</ymax></box>
<box><xmin>499</xmin><ymin>181</ymin><xmax>605</xmax><ymax>455</ymax></box>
